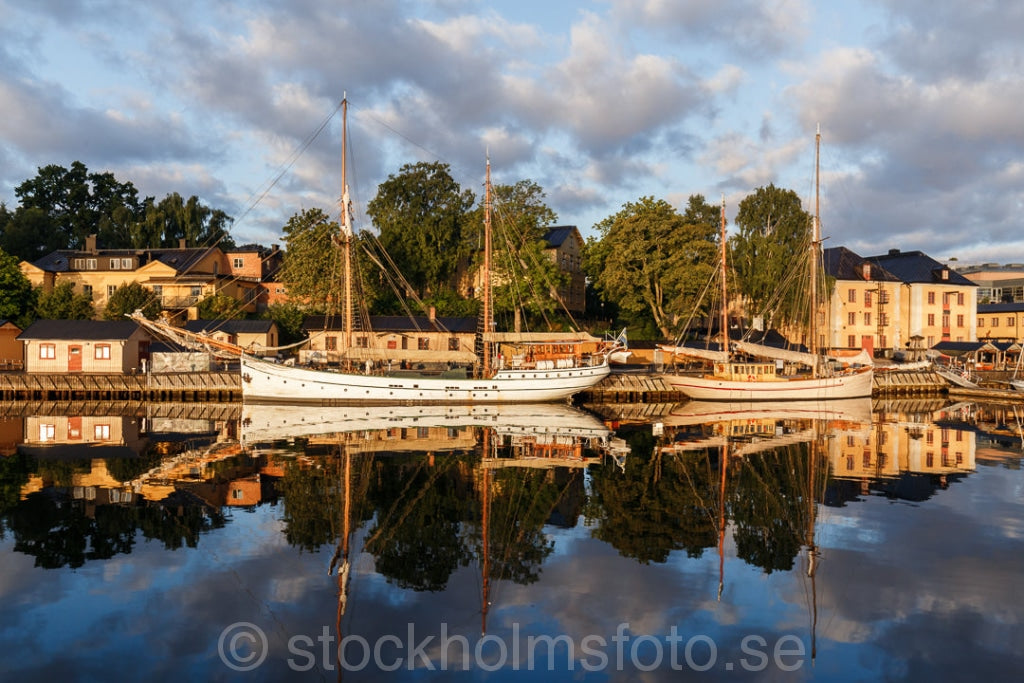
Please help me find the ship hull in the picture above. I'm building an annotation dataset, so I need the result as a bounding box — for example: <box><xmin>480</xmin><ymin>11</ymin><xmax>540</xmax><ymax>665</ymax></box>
<box><xmin>664</xmin><ymin>367</ymin><xmax>874</xmax><ymax>401</ymax></box>
<box><xmin>241</xmin><ymin>355</ymin><xmax>611</xmax><ymax>404</ymax></box>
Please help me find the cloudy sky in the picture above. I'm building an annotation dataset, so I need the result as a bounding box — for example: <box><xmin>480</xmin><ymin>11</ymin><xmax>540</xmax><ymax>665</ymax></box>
<box><xmin>2</xmin><ymin>0</ymin><xmax>1023</xmax><ymax>264</ymax></box>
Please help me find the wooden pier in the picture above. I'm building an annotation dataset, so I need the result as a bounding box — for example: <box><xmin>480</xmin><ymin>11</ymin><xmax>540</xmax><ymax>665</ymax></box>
<box><xmin>0</xmin><ymin>372</ymin><xmax>241</xmax><ymax>402</ymax></box>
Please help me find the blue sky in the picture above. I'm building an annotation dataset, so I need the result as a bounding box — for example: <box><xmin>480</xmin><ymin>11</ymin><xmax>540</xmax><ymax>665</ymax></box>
<box><xmin>2</xmin><ymin>0</ymin><xmax>1023</xmax><ymax>264</ymax></box>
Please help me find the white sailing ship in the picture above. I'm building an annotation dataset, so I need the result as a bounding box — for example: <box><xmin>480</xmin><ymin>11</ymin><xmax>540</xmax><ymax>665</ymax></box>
<box><xmin>660</xmin><ymin>128</ymin><xmax>873</xmax><ymax>401</ymax></box>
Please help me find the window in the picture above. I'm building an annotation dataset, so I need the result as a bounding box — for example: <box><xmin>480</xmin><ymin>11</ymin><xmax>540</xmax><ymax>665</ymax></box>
<box><xmin>107</xmin><ymin>285</ymin><xmax>117</xmax><ymax>297</ymax></box>
<box><xmin>418</xmin><ymin>337</ymin><xmax>429</xmax><ymax>350</ymax></box>
<box><xmin>1009</xmin><ymin>317</ymin><xmax>1015</xmax><ymax>327</ymax></box>
<box><xmin>848</xmin><ymin>335</ymin><xmax>856</xmax><ymax>347</ymax></box>
<box><xmin>879</xmin><ymin>290</ymin><xmax>890</xmax><ymax>304</ymax></box>
<box><xmin>880</xmin><ymin>334</ymin><xmax>887</xmax><ymax>348</ymax></box>
<box><xmin>355</xmin><ymin>336</ymin><xmax>368</xmax><ymax>348</ymax></box>
<box><xmin>233</xmin><ymin>257</ymin><xmax>245</xmax><ymax>269</ymax></box>
<box><xmin>387</xmin><ymin>340</ymin><xmax>397</xmax><ymax>349</ymax></box>
<box><xmin>152</xmin><ymin>285</ymin><xmax>162</xmax><ymax>297</ymax></box>
<box><xmin>448</xmin><ymin>337</ymin><xmax>459</xmax><ymax>351</ymax></box>
<box><xmin>993</xmin><ymin>318</ymin><xmax>1000</xmax><ymax>327</ymax></box>
<box><xmin>848</xmin><ymin>312</ymin><xmax>856</xmax><ymax>326</ymax></box>
<box><xmin>957</xmin><ymin>292</ymin><xmax>964</xmax><ymax>306</ymax></box>
<box><xmin>864</xmin><ymin>291</ymin><xmax>872</xmax><ymax>307</ymax></box>
<box><xmin>39</xmin><ymin>424</ymin><xmax>56</xmax><ymax>441</ymax></box>
<box><xmin>847</xmin><ymin>289</ymin><xmax>856</xmax><ymax>303</ymax></box>
<box><xmin>95</xmin><ymin>344</ymin><xmax>111</xmax><ymax>360</ymax></box>
<box><xmin>401</xmin><ymin>337</ymin><xmax>408</xmax><ymax>350</ymax></box>
<box><xmin>941</xmin><ymin>314</ymin><xmax>950</xmax><ymax>328</ymax></box>
<box><xmin>73</xmin><ymin>258</ymin><xmax>85</xmax><ymax>269</ymax></box>
<box><xmin>325</xmin><ymin>336</ymin><xmax>337</xmax><ymax>351</ymax></box>
<box><xmin>864</xmin><ymin>312</ymin><xmax>871</xmax><ymax>326</ymax></box>
<box><xmin>232</xmin><ymin>489</ymin><xmax>245</xmax><ymax>500</ymax></box>
<box><xmin>82</xmin><ymin>284</ymin><xmax>93</xmax><ymax>299</ymax></box>
<box><xmin>94</xmin><ymin>424</ymin><xmax>111</xmax><ymax>440</ymax></box>
<box><xmin>927</xmin><ymin>291</ymin><xmax>935</xmax><ymax>305</ymax></box>
<box><xmin>190</xmin><ymin>286</ymin><xmax>202</xmax><ymax>297</ymax></box>
<box><xmin>40</xmin><ymin>343</ymin><xmax>56</xmax><ymax>359</ymax></box>
<box><xmin>956</xmin><ymin>314</ymin><xmax>964</xmax><ymax>327</ymax></box>
<box><xmin>927</xmin><ymin>314</ymin><xmax>935</xmax><ymax>326</ymax></box>
<box><xmin>111</xmin><ymin>258</ymin><xmax>121</xmax><ymax>269</ymax></box>
<box><xmin>86</xmin><ymin>258</ymin><xmax>97</xmax><ymax>270</ymax></box>
<box><xmin>978</xmin><ymin>317</ymin><xmax>985</xmax><ymax>327</ymax></box>
<box><xmin>879</xmin><ymin>313</ymin><xmax>889</xmax><ymax>326</ymax></box>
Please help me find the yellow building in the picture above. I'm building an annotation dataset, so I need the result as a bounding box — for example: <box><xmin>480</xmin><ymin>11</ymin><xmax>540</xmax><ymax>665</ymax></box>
<box><xmin>824</xmin><ymin>247</ymin><xmax>904</xmax><ymax>356</ymax></box>
<box><xmin>18</xmin><ymin>234</ymin><xmax>267</xmax><ymax>319</ymax></box>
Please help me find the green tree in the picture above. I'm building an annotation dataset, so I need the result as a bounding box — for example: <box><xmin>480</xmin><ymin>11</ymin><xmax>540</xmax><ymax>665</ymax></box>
<box><xmin>367</xmin><ymin>161</ymin><xmax>475</xmax><ymax>297</ymax></box>
<box><xmin>483</xmin><ymin>180</ymin><xmax>567</xmax><ymax>328</ymax></box>
<box><xmin>263</xmin><ymin>302</ymin><xmax>306</xmax><ymax>345</ymax></box>
<box><xmin>35</xmin><ymin>281</ymin><xmax>95</xmax><ymax>320</ymax></box>
<box><xmin>196</xmin><ymin>293</ymin><xmax>245</xmax><ymax>319</ymax></box>
<box><xmin>730</xmin><ymin>184</ymin><xmax>812</xmax><ymax>332</ymax></box>
<box><xmin>131</xmin><ymin>193</ymin><xmax>236</xmax><ymax>249</ymax></box>
<box><xmin>12</xmin><ymin>161</ymin><xmax>142</xmax><ymax>251</ymax></box>
<box><xmin>278</xmin><ymin>208</ymin><xmax>341</xmax><ymax>313</ymax></box>
<box><xmin>102</xmin><ymin>282</ymin><xmax>161</xmax><ymax>320</ymax></box>
<box><xmin>0</xmin><ymin>247</ymin><xmax>37</xmax><ymax>327</ymax></box>
<box><xmin>588</xmin><ymin>196</ymin><xmax>719</xmax><ymax>339</ymax></box>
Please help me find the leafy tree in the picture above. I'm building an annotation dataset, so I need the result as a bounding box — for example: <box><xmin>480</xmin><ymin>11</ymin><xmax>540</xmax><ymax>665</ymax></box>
<box><xmin>367</xmin><ymin>161</ymin><xmax>475</xmax><ymax>297</ymax></box>
<box><xmin>35</xmin><ymin>281</ymin><xmax>95</xmax><ymax>320</ymax></box>
<box><xmin>469</xmin><ymin>179</ymin><xmax>569</xmax><ymax>329</ymax></box>
<box><xmin>131</xmin><ymin>193</ymin><xmax>236</xmax><ymax>249</ymax></box>
<box><xmin>102</xmin><ymin>282</ymin><xmax>161</xmax><ymax>320</ymax></box>
<box><xmin>278</xmin><ymin>208</ymin><xmax>341</xmax><ymax>313</ymax></box>
<box><xmin>263</xmin><ymin>302</ymin><xmax>306</xmax><ymax>345</ymax></box>
<box><xmin>0</xmin><ymin>246</ymin><xmax>37</xmax><ymax>327</ymax></box>
<box><xmin>12</xmin><ymin>161</ymin><xmax>142</xmax><ymax>251</ymax></box>
<box><xmin>196</xmin><ymin>293</ymin><xmax>245</xmax><ymax>319</ymax></box>
<box><xmin>729</xmin><ymin>184</ymin><xmax>813</xmax><ymax>332</ymax></box>
<box><xmin>588</xmin><ymin>196</ymin><xmax>719</xmax><ymax>340</ymax></box>
<box><xmin>0</xmin><ymin>206</ymin><xmax>59</xmax><ymax>262</ymax></box>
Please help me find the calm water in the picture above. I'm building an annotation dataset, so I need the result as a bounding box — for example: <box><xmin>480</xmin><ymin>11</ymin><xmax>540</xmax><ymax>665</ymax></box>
<box><xmin>1</xmin><ymin>400</ymin><xmax>1022</xmax><ymax>681</ymax></box>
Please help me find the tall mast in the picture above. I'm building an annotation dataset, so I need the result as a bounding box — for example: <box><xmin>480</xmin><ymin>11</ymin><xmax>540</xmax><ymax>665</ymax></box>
<box><xmin>809</xmin><ymin>125</ymin><xmax>821</xmax><ymax>376</ymax></box>
<box><xmin>719</xmin><ymin>195</ymin><xmax>729</xmax><ymax>355</ymax></box>
<box><xmin>482</xmin><ymin>157</ymin><xmax>493</xmax><ymax>376</ymax></box>
<box><xmin>341</xmin><ymin>97</ymin><xmax>354</xmax><ymax>353</ymax></box>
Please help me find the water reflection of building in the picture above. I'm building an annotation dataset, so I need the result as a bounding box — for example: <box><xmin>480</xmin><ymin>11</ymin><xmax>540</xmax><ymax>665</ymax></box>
<box><xmin>827</xmin><ymin>421</ymin><xmax>976</xmax><ymax>482</ymax></box>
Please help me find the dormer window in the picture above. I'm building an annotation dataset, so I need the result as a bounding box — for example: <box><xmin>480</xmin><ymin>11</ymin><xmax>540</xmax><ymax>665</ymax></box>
<box><xmin>862</xmin><ymin>263</ymin><xmax>871</xmax><ymax>280</ymax></box>
<box><xmin>941</xmin><ymin>268</ymin><xmax>949</xmax><ymax>280</ymax></box>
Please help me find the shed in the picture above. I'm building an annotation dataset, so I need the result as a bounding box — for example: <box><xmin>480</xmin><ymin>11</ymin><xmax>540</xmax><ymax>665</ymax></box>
<box><xmin>17</xmin><ymin>320</ymin><xmax>152</xmax><ymax>374</ymax></box>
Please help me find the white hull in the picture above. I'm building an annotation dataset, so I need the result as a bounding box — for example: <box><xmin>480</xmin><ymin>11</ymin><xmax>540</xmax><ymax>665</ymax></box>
<box><xmin>241</xmin><ymin>355</ymin><xmax>610</xmax><ymax>404</ymax></box>
<box><xmin>663</xmin><ymin>367</ymin><xmax>874</xmax><ymax>401</ymax></box>
<box><xmin>1011</xmin><ymin>379</ymin><xmax>1024</xmax><ymax>392</ymax></box>
<box><xmin>240</xmin><ymin>402</ymin><xmax>609</xmax><ymax>446</ymax></box>
<box><xmin>664</xmin><ymin>397</ymin><xmax>873</xmax><ymax>426</ymax></box>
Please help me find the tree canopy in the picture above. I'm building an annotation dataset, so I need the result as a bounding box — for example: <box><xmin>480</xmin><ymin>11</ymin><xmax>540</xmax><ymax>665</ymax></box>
<box><xmin>367</xmin><ymin>161</ymin><xmax>475</xmax><ymax>298</ymax></box>
<box><xmin>102</xmin><ymin>282</ymin><xmax>161</xmax><ymax>320</ymax></box>
<box><xmin>35</xmin><ymin>281</ymin><xmax>95</xmax><ymax>320</ymax></box>
<box><xmin>729</xmin><ymin>184</ymin><xmax>813</xmax><ymax>332</ymax></box>
<box><xmin>587</xmin><ymin>195</ymin><xmax>719</xmax><ymax>340</ymax></box>
<box><xmin>0</xmin><ymin>247</ymin><xmax>37</xmax><ymax>327</ymax></box>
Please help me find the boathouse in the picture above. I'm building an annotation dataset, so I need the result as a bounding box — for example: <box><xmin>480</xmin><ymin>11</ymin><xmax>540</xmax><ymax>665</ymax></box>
<box><xmin>0</xmin><ymin>320</ymin><xmax>23</xmax><ymax>370</ymax></box>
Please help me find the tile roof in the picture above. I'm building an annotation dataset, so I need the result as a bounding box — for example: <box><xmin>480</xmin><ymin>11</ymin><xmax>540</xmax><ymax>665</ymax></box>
<box><xmin>183</xmin><ymin>319</ymin><xmax>275</xmax><ymax>334</ymax></box>
<box><xmin>822</xmin><ymin>246</ymin><xmax>902</xmax><ymax>282</ymax></box>
<box><xmin>302</xmin><ymin>314</ymin><xmax>478</xmax><ymax>334</ymax></box>
<box><xmin>16</xmin><ymin>319</ymin><xmax>145</xmax><ymax>340</ymax></box>
<box><xmin>865</xmin><ymin>249</ymin><xmax>976</xmax><ymax>286</ymax></box>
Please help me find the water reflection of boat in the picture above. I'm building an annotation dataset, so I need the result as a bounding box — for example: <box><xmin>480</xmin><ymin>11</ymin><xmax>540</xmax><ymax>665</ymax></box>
<box><xmin>663</xmin><ymin>398</ymin><xmax>873</xmax><ymax>427</ymax></box>
<box><xmin>240</xmin><ymin>402</ymin><xmax>610</xmax><ymax>447</ymax></box>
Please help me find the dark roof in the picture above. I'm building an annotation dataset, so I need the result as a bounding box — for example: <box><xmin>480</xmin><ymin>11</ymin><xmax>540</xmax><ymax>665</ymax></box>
<box><xmin>823</xmin><ymin>247</ymin><xmax>902</xmax><ymax>282</ymax></box>
<box><xmin>16</xmin><ymin>319</ymin><xmax>145</xmax><ymax>341</ymax></box>
<box><xmin>302</xmin><ymin>315</ymin><xmax>478</xmax><ymax>334</ymax></box>
<box><xmin>183</xmin><ymin>319</ymin><xmax>275</xmax><ymax>334</ymax></box>
<box><xmin>932</xmin><ymin>340</ymin><xmax>997</xmax><ymax>353</ymax></box>
<box><xmin>865</xmin><ymin>249</ymin><xmax>976</xmax><ymax>286</ymax></box>
<box><xmin>542</xmin><ymin>225</ymin><xmax>579</xmax><ymax>248</ymax></box>
<box><xmin>0</xmin><ymin>319</ymin><xmax>21</xmax><ymax>330</ymax></box>
<box><xmin>978</xmin><ymin>301</ymin><xmax>1024</xmax><ymax>313</ymax></box>
<box><xmin>28</xmin><ymin>246</ymin><xmax>215</xmax><ymax>273</ymax></box>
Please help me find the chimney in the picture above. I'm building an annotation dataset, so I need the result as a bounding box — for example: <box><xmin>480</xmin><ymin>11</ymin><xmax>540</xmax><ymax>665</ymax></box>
<box><xmin>888</xmin><ymin>248</ymin><xmax>900</xmax><ymax>256</ymax></box>
<box><xmin>179</xmin><ymin>238</ymin><xmax>187</xmax><ymax>249</ymax></box>
<box><xmin>428</xmin><ymin>306</ymin><xmax>436</xmax><ymax>322</ymax></box>
<box><xmin>85</xmin><ymin>234</ymin><xmax>98</xmax><ymax>253</ymax></box>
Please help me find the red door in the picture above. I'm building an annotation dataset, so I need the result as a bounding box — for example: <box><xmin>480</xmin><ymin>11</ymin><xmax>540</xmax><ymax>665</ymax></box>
<box><xmin>860</xmin><ymin>335</ymin><xmax>874</xmax><ymax>356</ymax></box>
<box><xmin>68</xmin><ymin>345</ymin><xmax>82</xmax><ymax>372</ymax></box>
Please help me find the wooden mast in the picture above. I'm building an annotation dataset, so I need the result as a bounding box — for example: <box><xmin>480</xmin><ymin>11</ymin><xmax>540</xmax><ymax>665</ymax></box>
<box><xmin>341</xmin><ymin>97</ymin><xmax>354</xmax><ymax>355</ymax></box>
<box><xmin>719</xmin><ymin>195</ymin><xmax>729</xmax><ymax>357</ymax></box>
<box><xmin>809</xmin><ymin>125</ymin><xmax>821</xmax><ymax>377</ymax></box>
<box><xmin>482</xmin><ymin>157</ymin><xmax>493</xmax><ymax>376</ymax></box>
